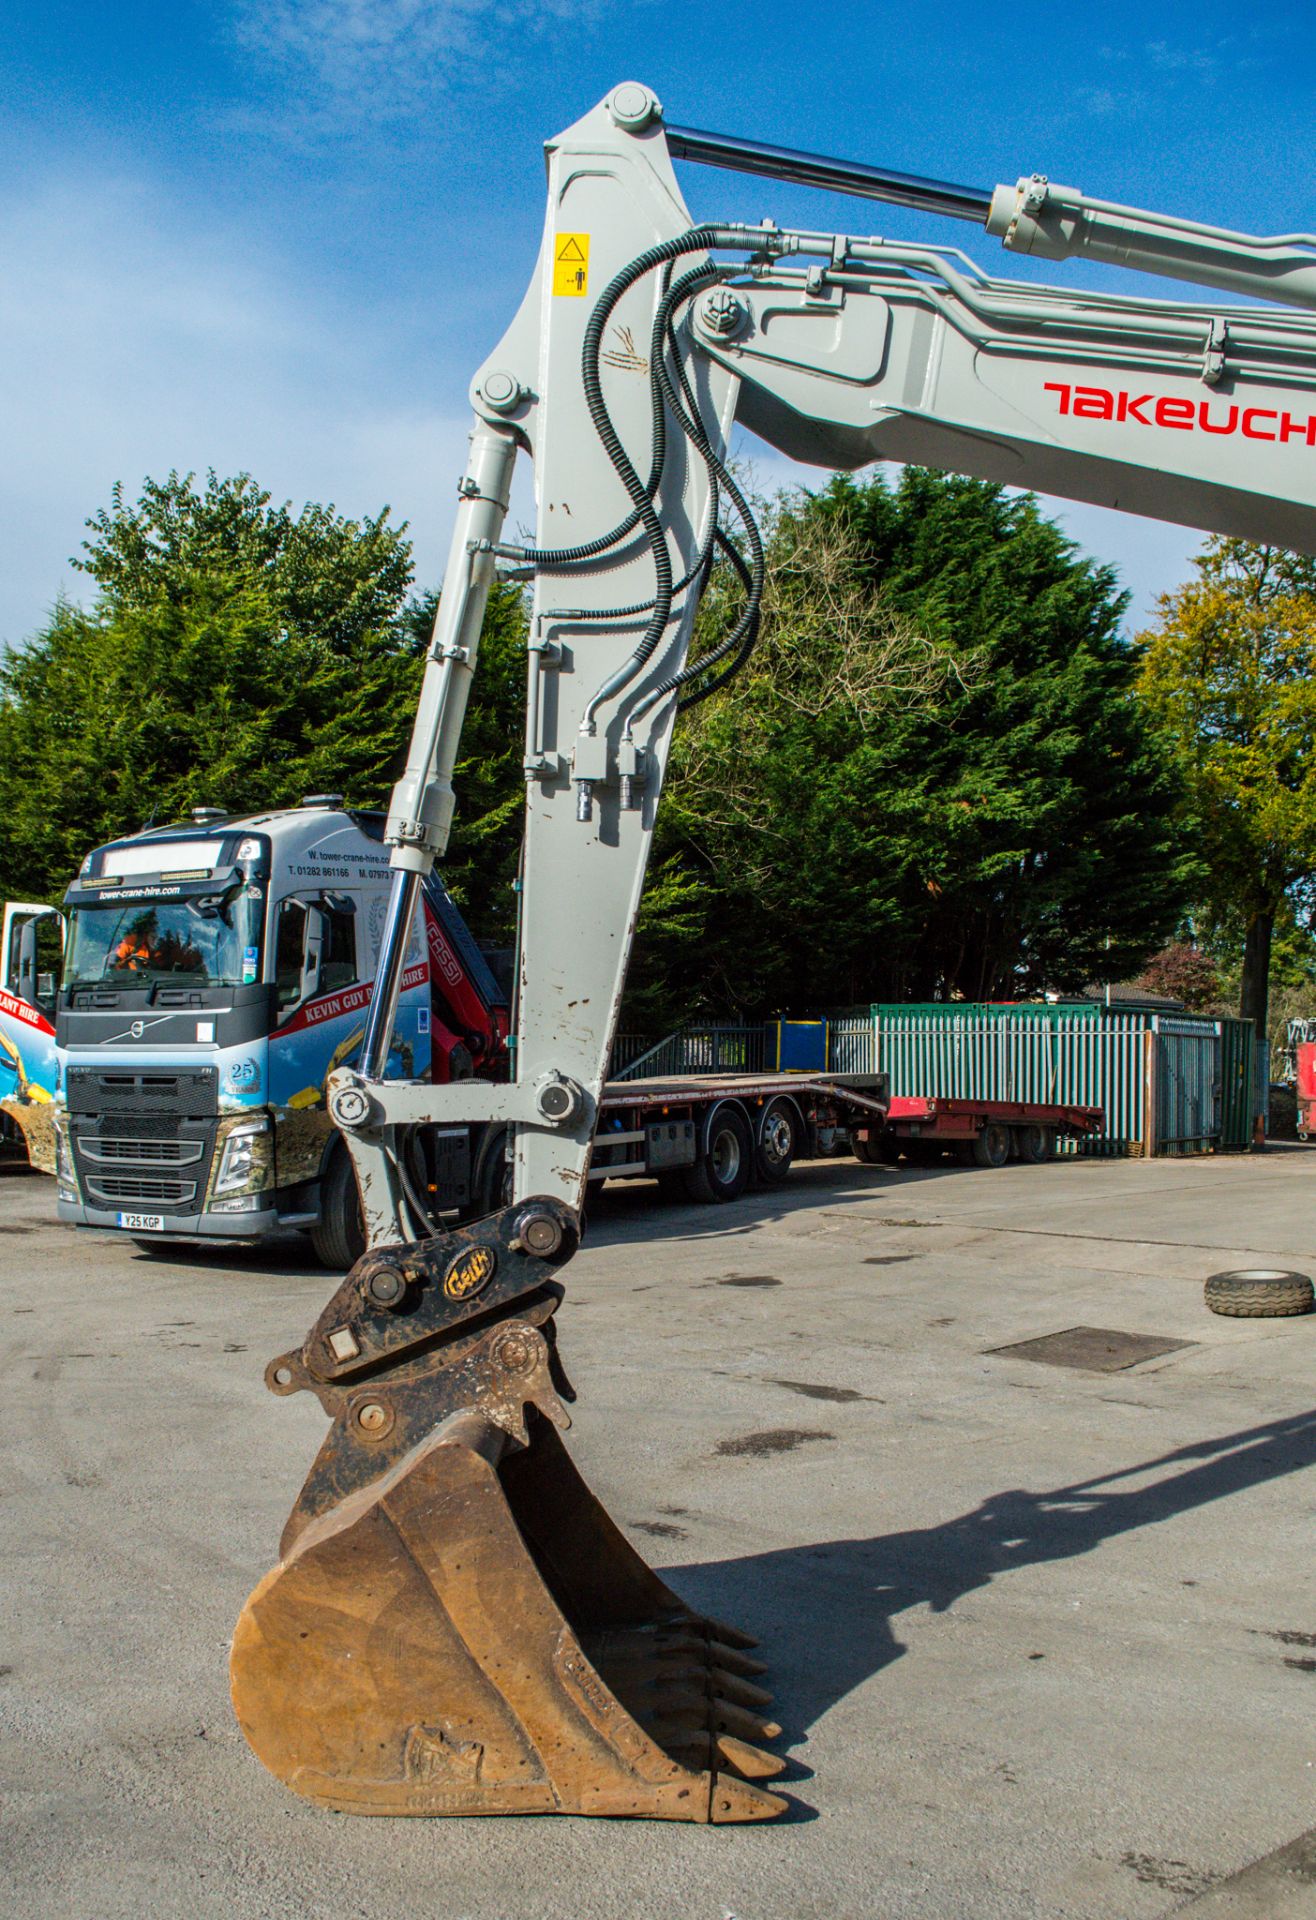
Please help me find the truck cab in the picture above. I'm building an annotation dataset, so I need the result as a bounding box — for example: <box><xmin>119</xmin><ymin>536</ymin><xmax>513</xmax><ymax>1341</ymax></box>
<box><xmin>47</xmin><ymin>799</ymin><xmax>507</xmax><ymax>1255</ymax></box>
<box><xmin>0</xmin><ymin>902</ymin><xmax>65</xmax><ymax>1167</ymax></box>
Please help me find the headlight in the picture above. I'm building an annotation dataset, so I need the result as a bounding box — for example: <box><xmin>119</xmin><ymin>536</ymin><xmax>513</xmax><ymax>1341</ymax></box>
<box><xmin>213</xmin><ymin>1116</ymin><xmax>272</xmax><ymax>1197</ymax></box>
<box><xmin>55</xmin><ymin>1122</ymin><xmax>79</xmax><ymax>1203</ymax></box>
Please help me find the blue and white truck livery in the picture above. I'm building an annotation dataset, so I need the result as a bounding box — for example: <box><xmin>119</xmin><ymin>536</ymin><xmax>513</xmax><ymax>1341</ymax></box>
<box><xmin>2</xmin><ymin>801</ymin><xmax>894</xmax><ymax>1265</ymax></box>
<box><xmin>0</xmin><ymin>799</ymin><xmax>510</xmax><ymax>1266</ymax></box>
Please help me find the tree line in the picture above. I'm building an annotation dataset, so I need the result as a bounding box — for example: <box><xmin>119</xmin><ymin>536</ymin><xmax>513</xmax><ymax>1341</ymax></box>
<box><xmin>2</xmin><ymin>467</ymin><xmax>1311</xmax><ymax>1043</ymax></box>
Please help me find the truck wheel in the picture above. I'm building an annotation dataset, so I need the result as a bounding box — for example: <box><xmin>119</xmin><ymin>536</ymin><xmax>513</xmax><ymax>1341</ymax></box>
<box><xmin>969</xmin><ymin>1123</ymin><xmax>1011</xmax><ymax>1169</ymax></box>
<box><xmin>1205</xmin><ymin>1268</ymin><xmax>1314</xmax><ymax>1317</ymax></box>
<box><xmin>473</xmin><ymin>1126</ymin><xmax>513</xmax><ymax>1217</ymax></box>
<box><xmin>683</xmin><ymin>1103</ymin><xmax>752</xmax><ymax>1203</ymax></box>
<box><xmin>1016</xmin><ymin>1124</ymin><xmax>1056</xmax><ymax>1164</ymax></box>
<box><xmin>755</xmin><ymin>1099</ymin><xmax>798</xmax><ymax>1184</ymax></box>
<box><xmin>310</xmin><ymin>1143</ymin><xmax>366</xmax><ymax>1271</ymax></box>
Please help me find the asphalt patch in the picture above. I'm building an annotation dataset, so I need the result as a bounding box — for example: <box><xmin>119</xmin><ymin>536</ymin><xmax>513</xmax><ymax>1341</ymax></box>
<box><xmin>717</xmin><ymin>1275</ymin><xmax>782</xmax><ymax>1288</ymax></box>
<box><xmin>770</xmin><ymin>1379</ymin><xmax>875</xmax><ymax>1404</ymax></box>
<box><xmin>989</xmin><ymin>1325</ymin><xmax>1194</xmax><ymax>1373</ymax></box>
<box><xmin>631</xmin><ymin>1519</ymin><xmax>689</xmax><ymax>1540</ymax></box>
<box><xmin>716</xmin><ymin>1428</ymin><xmax>834</xmax><ymax>1458</ymax></box>
<box><xmin>1120</xmin><ymin>1852</ymin><xmax>1222</xmax><ymax>1898</ymax></box>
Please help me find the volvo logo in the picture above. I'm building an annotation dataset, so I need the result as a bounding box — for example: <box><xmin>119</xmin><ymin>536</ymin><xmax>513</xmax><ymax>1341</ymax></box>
<box><xmin>130</xmin><ymin>1020</ymin><xmax>145</xmax><ymax>1039</ymax></box>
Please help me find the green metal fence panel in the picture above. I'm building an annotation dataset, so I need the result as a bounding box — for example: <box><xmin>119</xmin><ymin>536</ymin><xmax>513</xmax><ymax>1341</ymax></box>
<box><xmin>611</xmin><ymin>1023</ymin><xmax>768</xmax><ymax>1081</ymax></box>
<box><xmin>827</xmin><ymin>1016</ymin><xmax>875</xmax><ymax>1073</ymax></box>
<box><xmin>1154</xmin><ymin>1018</ymin><xmax>1218</xmax><ymax>1153</ymax></box>
<box><xmin>870</xmin><ymin>1003</ymin><xmax>1239</xmax><ymax>1156</ymax></box>
<box><xmin>871</xmin><ymin>1005</ymin><xmax>1149</xmax><ymax>1153</ymax></box>
<box><xmin>1218</xmin><ymin>1018</ymin><xmax>1257</xmax><ymax>1151</ymax></box>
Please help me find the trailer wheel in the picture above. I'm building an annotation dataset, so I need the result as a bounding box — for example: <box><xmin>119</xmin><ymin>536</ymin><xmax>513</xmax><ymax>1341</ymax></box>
<box><xmin>755</xmin><ymin>1098</ymin><xmax>799</xmax><ymax>1184</ymax></box>
<box><xmin>310</xmin><ymin>1142</ymin><xmax>366</xmax><ymax>1270</ymax></box>
<box><xmin>852</xmin><ymin>1128</ymin><xmax>897</xmax><ymax>1166</ymax></box>
<box><xmin>1205</xmin><ymin>1268</ymin><xmax>1314</xmax><ymax>1318</ymax></box>
<box><xmin>1016</xmin><ymin>1124</ymin><xmax>1056</xmax><ymax>1164</ymax></box>
<box><xmin>683</xmin><ymin>1102</ymin><xmax>752</xmax><ymax>1203</ymax></box>
<box><xmin>967</xmin><ymin>1122</ymin><xmax>1011</xmax><ymax>1169</ymax></box>
<box><xmin>906</xmin><ymin>1139</ymin><xmax>946</xmax><ymax>1165</ymax></box>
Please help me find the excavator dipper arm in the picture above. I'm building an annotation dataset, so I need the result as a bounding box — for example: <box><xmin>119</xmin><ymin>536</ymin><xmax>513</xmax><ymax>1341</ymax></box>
<box><xmin>231</xmin><ymin>84</ymin><xmax>1316</xmax><ymax>1821</ymax></box>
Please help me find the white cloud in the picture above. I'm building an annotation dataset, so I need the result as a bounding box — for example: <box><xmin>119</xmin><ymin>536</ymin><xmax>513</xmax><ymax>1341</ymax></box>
<box><xmin>0</xmin><ymin>170</ymin><xmax>480</xmax><ymax>647</ymax></box>
<box><xmin>230</xmin><ymin>0</ymin><xmax>606</xmax><ymax>123</ymax></box>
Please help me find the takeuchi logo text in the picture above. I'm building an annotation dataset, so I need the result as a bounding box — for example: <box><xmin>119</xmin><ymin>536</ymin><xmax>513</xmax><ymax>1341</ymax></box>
<box><xmin>1044</xmin><ymin>383</ymin><xmax>1316</xmax><ymax>444</ymax></box>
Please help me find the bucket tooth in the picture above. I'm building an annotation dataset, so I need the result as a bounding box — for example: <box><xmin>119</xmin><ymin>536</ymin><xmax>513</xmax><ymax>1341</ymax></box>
<box><xmin>232</xmin><ymin>1401</ymin><xmax>789</xmax><ymax>1823</ymax></box>
<box><xmin>711</xmin><ymin>1778</ymin><xmax>789</xmax><ymax>1821</ymax></box>
<box><xmin>712</xmin><ymin>1669</ymin><xmax>774</xmax><ymax>1710</ymax></box>
<box><xmin>715</xmin><ymin>1699</ymin><xmax>784</xmax><ymax>1742</ymax></box>
<box><xmin>703</xmin><ymin>1616</ymin><xmax>759</xmax><ymax>1651</ymax></box>
<box><xmin>716</xmin><ymin>1734</ymin><xmax>787</xmax><ymax>1781</ymax></box>
<box><xmin>709</xmin><ymin>1641</ymin><xmax>769</xmax><ymax>1677</ymax></box>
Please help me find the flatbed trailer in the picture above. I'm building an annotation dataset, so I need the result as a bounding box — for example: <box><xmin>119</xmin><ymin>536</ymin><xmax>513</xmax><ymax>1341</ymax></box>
<box><xmin>590</xmin><ymin>1070</ymin><xmax>889</xmax><ymax>1200</ymax></box>
<box><xmin>854</xmin><ymin>1094</ymin><xmax>1104</xmax><ymax>1169</ymax></box>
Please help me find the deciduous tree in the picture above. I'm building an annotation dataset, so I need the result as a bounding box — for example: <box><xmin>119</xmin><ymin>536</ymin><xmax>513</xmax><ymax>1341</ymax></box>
<box><xmin>1137</xmin><ymin>538</ymin><xmax>1316</xmax><ymax>1038</ymax></box>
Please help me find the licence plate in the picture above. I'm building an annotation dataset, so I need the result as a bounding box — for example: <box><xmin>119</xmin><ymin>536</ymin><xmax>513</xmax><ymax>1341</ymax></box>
<box><xmin>117</xmin><ymin>1212</ymin><xmax>165</xmax><ymax>1232</ymax></box>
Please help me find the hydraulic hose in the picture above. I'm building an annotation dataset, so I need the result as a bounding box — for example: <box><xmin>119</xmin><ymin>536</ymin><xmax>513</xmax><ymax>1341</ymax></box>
<box><xmin>515</xmin><ymin>226</ymin><xmax>731</xmax><ymax>573</ymax></box>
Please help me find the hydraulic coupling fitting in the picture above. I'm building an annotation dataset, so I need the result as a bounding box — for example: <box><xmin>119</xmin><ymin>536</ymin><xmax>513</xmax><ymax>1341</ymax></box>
<box><xmin>572</xmin><ymin>728</ymin><xmax>609</xmax><ymax>824</ymax></box>
<box><xmin>618</xmin><ymin>738</ymin><xmax>648</xmax><ymax>811</ymax></box>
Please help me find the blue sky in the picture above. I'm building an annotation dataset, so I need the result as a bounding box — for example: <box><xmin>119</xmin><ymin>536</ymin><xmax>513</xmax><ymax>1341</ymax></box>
<box><xmin>2</xmin><ymin>0</ymin><xmax>1311</xmax><ymax>648</ymax></box>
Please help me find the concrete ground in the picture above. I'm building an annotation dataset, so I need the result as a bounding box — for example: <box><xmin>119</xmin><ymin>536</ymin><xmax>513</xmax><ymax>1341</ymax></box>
<box><xmin>3</xmin><ymin>1145</ymin><xmax>1316</xmax><ymax>1920</ymax></box>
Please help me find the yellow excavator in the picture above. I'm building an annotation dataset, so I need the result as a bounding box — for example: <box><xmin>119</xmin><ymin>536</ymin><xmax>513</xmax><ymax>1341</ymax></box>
<box><xmin>231</xmin><ymin>85</ymin><xmax>1316</xmax><ymax>1820</ymax></box>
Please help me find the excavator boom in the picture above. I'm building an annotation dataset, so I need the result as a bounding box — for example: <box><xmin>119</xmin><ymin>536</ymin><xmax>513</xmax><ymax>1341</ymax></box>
<box><xmin>231</xmin><ymin>85</ymin><xmax>1316</xmax><ymax>1820</ymax></box>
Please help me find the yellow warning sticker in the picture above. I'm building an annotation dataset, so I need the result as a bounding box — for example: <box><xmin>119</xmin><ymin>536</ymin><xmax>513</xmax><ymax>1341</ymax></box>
<box><xmin>552</xmin><ymin>232</ymin><xmax>590</xmax><ymax>298</ymax></box>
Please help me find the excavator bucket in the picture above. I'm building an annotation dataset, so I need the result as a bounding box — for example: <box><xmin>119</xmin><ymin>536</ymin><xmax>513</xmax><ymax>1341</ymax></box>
<box><xmin>231</xmin><ymin>1250</ymin><xmax>788</xmax><ymax>1822</ymax></box>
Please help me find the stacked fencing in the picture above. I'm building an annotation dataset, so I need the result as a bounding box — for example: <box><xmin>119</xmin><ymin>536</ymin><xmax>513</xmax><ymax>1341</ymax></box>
<box><xmin>870</xmin><ymin>1003</ymin><xmax>1257</xmax><ymax>1155</ymax></box>
<box><xmin>611</xmin><ymin>1004</ymin><xmax>1259</xmax><ymax>1154</ymax></box>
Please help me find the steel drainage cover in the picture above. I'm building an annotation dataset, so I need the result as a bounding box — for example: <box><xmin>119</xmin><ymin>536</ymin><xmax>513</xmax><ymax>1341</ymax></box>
<box><xmin>988</xmin><ymin>1325</ymin><xmax>1195</xmax><ymax>1372</ymax></box>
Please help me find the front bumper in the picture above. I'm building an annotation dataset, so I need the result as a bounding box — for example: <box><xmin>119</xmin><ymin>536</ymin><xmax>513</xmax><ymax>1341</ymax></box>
<box><xmin>58</xmin><ymin>1198</ymin><xmax>286</xmax><ymax>1240</ymax></box>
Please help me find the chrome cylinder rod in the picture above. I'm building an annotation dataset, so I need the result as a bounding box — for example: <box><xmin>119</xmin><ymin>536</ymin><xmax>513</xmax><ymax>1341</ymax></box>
<box><xmin>359</xmin><ymin>869</ymin><xmax>421</xmax><ymax>1082</ymax></box>
<box><xmin>665</xmin><ymin>123</ymin><xmax>992</xmax><ymax>225</ymax></box>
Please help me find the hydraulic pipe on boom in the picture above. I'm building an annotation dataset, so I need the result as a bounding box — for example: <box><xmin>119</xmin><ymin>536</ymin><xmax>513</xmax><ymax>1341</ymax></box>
<box><xmin>231</xmin><ymin>84</ymin><xmax>1316</xmax><ymax>1825</ymax></box>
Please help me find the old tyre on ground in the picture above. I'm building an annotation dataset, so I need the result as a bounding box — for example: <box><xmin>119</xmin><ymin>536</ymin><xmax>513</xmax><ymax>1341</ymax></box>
<box><xmin>1015</xmin><ymin>1123</ymin><xmax>1056</xmax><ymax>1165</ymax></box>
<box><xmin>682</xmin><ymin>1101</ymin><xmax>753</xmax><ymax>1203</ymax></box>
<box><xmin>1204</xmin><ymin>1268</ymin><xmax>1314</xmax><ymax>1318</ymax></box>
<box><xmin>310</xmin><ymin>1141</ymin><xmax>366</xmax><ymax>1270</ymax></box>
<box><xmin>755</xmin><ymin>1098</ymin><xmax>799</xmax><ymax>1185</ymax></box>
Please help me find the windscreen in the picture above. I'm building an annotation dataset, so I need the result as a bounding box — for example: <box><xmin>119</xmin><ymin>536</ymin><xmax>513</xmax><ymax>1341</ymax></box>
<box><xmin>64</xmin><ymin>886</ymin><xmax>262</xmax><ymax>991</ymax></box>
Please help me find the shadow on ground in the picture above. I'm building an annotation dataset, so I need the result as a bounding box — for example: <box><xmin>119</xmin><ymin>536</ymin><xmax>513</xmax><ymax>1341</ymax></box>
<box><xmin>661</xmin><ymin>1407</ymin><xmax>1316</xmax><ymax>1738</ymax></box>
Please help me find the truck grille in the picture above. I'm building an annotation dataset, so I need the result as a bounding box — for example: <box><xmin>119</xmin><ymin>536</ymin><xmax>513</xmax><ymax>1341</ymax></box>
<box><xmin>84</xmin><ymin>1173</ymin><xmax>199</xmax><ymax>1206</ymax></box>
<box><xmin>69</xmin><ymin>1085</ymin><xmax>218</xmax><ymax>1218</ymax></box>
<box><xmin>78</xmin><ymin>1138</ymin><xmax>204</xmax><ymax>1165</ymax></box>
<box><xmin>67</xmin><ymin>1067</ymin><xmax>218</xmax><ymax>1118</ymax></box>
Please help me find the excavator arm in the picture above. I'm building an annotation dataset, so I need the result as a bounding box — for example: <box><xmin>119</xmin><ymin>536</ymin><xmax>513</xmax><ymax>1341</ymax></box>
<box><xmin>231</xmin><ymin>85</ymin><xmax>1316</xmax><ymax>1822</ymax></box>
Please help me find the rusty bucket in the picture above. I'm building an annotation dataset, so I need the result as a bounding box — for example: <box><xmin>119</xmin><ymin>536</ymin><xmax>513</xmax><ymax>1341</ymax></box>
<box><xmin>230</xmin><ymin>1234</ymin><xmax>787</xmax><ymax>1822</ymax></box>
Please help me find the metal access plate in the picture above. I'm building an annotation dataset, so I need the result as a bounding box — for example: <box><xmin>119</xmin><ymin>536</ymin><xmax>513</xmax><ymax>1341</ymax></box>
<box><xmin>988</xmin><ymin>1325</ymin><xmax>1194</xmax><ymax>1372</ymax></box>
